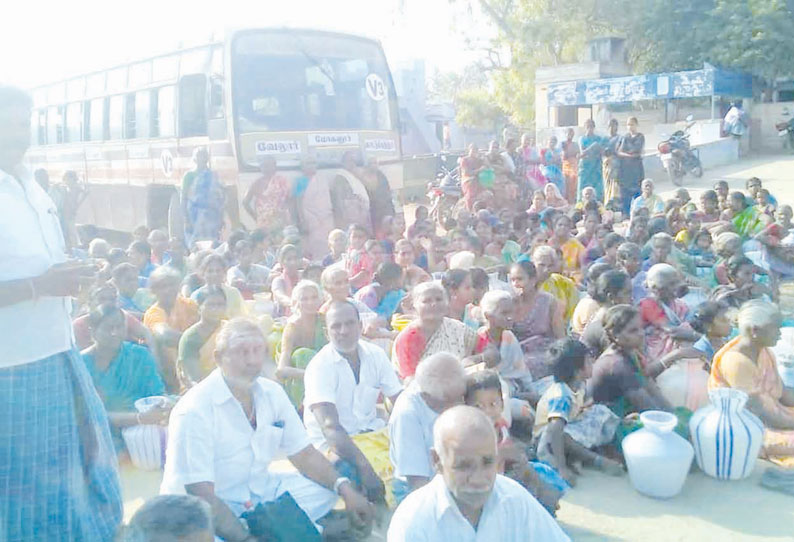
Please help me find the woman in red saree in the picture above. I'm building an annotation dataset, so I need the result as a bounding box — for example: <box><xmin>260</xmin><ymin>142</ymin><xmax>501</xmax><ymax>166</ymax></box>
<box><xmin>392</xmin><ymin>282</ymin><xmax>478</xmax><ymax>380</ymax></box>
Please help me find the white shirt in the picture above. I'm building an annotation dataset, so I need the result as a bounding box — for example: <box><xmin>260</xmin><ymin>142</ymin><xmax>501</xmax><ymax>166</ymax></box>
<box><xmin>161</xmin><ymin>369</ymin><xmax>310</xmax><ymax>504</ymax></box>
<box><xmin>303</xmin><ymin>340</ymin><xmax>402</xmax><ymax>447</ymax></box>
<box><xmin>0</xmin><ymin>166</ymin><xmax>72</xmax><ymax>367</ymax></box>
<box><xmin>388</xmin><ymin>382</ymin><xmax>438</xmax><ymax>480</ymax></box>
<box><xmin>387</xmin><ymin>475</ymin><xmax>570</xmax><ymax>542</ymax></box>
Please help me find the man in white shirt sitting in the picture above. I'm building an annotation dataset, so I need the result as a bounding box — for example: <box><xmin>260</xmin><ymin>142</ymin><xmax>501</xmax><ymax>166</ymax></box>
<box><xmin>389</xmin><ymin>352</ymin><xmax>466</xmax><ymax>503</ymax></box>
<box><xmin>304</xmin><ymin>301</ymin><xmax>403</xmax><ymax>504</ymax></box>
<box><xmin>387</xmin><ymin>406</ymin><xmax>570</xmax><ymax>542</ymax></box>
<box><xmin>161</xmin><ymin>318</ymin><xmax>373</xmax><ymax>542</ymax></box>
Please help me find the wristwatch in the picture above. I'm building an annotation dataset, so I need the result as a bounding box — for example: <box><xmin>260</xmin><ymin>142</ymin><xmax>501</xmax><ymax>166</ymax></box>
<box><xmin>333</xmin><ymin>476</ymin><xmax>352</xmax><ymax>495</ymax></box>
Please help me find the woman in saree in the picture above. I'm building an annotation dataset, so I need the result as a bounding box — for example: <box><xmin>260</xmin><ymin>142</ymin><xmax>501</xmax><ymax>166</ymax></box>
<box><xmin>602</xmin><ymin>119</ymin><xmax>621</xmax><ymax>206</ymax></box>
<box><xmin>548</xmin><ymin>213</ymin><xmax>586</xmax><ymax>284</ymax></box>
<box><xmin>460</xmin><ymin>143</ymin><xmax>486</xmax><ymax>210</ymax></box>
<box><xmin>519</xmin><ymin>133</ymin><xmax>546</xmax><ymax>192</ymax></box>
<box><xmin>276</xmin><ymin>280</ymin><xmax>327</xmax><ymax>408</ymax></box>
<box><xmin>354</xmin><ymin>262</ymin><xmax>406</xmax><ymax>322</ymax></box>
<box><xmin>588</xmin><ymin>305</ymin><xmax>673</xmax><ymax>442</ymax></box>
<box><xmin>561</xmin><ymin>128</ymin><xmax>580</xmax><ymax>203</ymax></box>
<box><xmin>510</xmin><ymin>261</ymin><xmax>565</xmax><ymax>379</ymax></box>
<box><xmin>82</xmin><ymin>304</ymin><xmax>169</xmax><ymax>451</ymax></box>
<box><xmin>544</xmin><ymin>183</ymin><xmax>569</xmax><ymax>211</ymax></box>
<box><xmin>294</xmin><ymin>155</ymin><xmax>335</xmax><ymax>260</ymax></box>
<box><xmin>441</xmin><ymin>268</ymin><xmax>476</xmax><ymax>327</ymax></box>
<box><xmin>730</xmin><ymin>190</ymin><xmax>772</xmax><ymax>240</ymax></box>
<box><xmin>331</xmin><ymin>150</ymin><xmax>373</xmax><ymax>234</ymax></box>
<box><xmin>638</xmin><ymin>264</ymin><xmax>699</xmax><ymax>363</ymax></box>
<box><xmin>541</xmin><ymin>135</ymin><xmax>565</xmax><ymax>195</ymax></box>
<box><xmin>710</xmin><ymin>255</ymin><xmax>775</xmax><ymax>310</ymax></box>
<box><xmin>177</xmin><ymin>286</ymin><xmax>227</xmax><ymax>388</ymax></box>
<box><xmin>242</xmin><ymin>155</ymin><xmax>292</xmax><ymax>236</ymax></box>
<box><xmin>616</xmin><ymin>117</ymin><xmax>645</xmax><ymax>216</ymax></box>
<box><xmin>392</xmin><ymin>281</ymin><xmax>479</xmax><ymax>380</ymax></box>
<box><xmin>181</xmin><ymin>146</ymin><xmax>226</xmax><ymax>246</ymax></box>
<box><xmin>630</xmin><ymin>179</ymin><xmax>665</xmax><ymax>217</ymax></box>
<box><xmin>577</xmin><ymin>119</ymin><xmax>604</xmax><ymax>202</ymax></box>
<box><xmin>709</xmin><ymin>300</ymin><xmax>794</xmax><ymax>465</ymax></box>
<box><xmin>190</xmin><ymin>254</ymin><xmax>245</xmax><ymax>319</ymax></box>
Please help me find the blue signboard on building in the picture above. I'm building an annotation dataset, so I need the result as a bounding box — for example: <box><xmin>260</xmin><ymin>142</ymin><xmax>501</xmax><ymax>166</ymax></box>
<box><xmin>546</xmin><ymin>66</ymin><xmax>751</xmax><ymax>107</ymax></box>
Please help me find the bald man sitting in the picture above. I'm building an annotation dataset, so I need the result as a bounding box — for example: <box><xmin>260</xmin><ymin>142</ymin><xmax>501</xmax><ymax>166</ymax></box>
<box><xmin>388</xmin><ymin>353</ymin><xmax>466</xmax><ymax>503</ymax></box>
<box><xmin>387</xmin><ymin>406</ymin><xmax>570</xmax><ymax>542</ymax></box>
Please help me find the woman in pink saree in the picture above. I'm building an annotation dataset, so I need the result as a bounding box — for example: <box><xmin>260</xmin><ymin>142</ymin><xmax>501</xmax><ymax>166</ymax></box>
<box><xmin>295</xmin><ymin>156</ymin><xmax>335</xmax><ymax>260</ymax></box>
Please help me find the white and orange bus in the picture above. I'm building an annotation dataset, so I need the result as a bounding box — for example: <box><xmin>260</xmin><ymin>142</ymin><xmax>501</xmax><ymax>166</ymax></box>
<box><xmin>26</xmin><ymin>27</ymin><xmax>403</xmax><ymax>235</ymax></box>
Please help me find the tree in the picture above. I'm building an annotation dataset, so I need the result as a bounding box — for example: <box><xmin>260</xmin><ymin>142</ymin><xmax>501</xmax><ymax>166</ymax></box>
<box><xmin>447</xmin><ymin>0</ymin><xmax>794</xmax><ymax>124</ymax></box>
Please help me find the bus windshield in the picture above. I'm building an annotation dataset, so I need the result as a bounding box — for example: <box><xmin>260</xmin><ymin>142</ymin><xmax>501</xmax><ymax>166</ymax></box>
<box><xmin>232</xmin><ymin>31</ymin><xmax>396</xmax><ymax>133</ymax></box>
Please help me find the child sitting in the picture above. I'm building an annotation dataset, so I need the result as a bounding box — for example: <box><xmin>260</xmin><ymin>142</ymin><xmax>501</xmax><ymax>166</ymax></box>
<box><xmin>345</xmin><ymin>224</ymin><xmax>372</xmax><ymax>291</ymax></box>
<box><xmin>475</xmin><ymin>290</ymin><xmax>535</xmax><ymax>397</ymax></box>
<box><xmin>674</xmin><ymin>210</ymin><xmax>702</xmax><ymax>249</ymax></box>
<box><xmin>464</xmin><ymin>370</ymin><xmax>564</xmax><ymax>516</ymax></box>
<box><xmin>689</xmin><ymin>229</ymin><xmax>716</xmax><ymax>270</ymax></box>
<box><xmin>756</xmin><ymin>188</ymin><xmax>776</xmax><ymax>216</ymax></box>
<box><xmin>534</xmin><ymin>339</ymin><xmax>623</xmax><ymax>486</ymax></box>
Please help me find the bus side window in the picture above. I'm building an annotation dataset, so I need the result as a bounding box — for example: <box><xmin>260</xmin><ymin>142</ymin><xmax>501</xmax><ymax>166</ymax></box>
<box><xmin>124</xmin><ymin>94</ymin><xmax>136</xmax><ymax>139</ymax></box>
<box><xmin>108</xmin><ymin>96</ymin><xmax>124</xmax><ymax>140</ymax></box>
<box><xmin>88</xmin><ymin>98</ymin><xmax>105</xmax><ymax>141</ymax></box>
<box><xmin>179</xmin><ymin>74</ymin><xmax>208</xmax><ymax>138</ymax></box>
<box><xmin>65</xmin><ymin>102</ymin><xmax>82</xmax><ymax>143</ymax></box>
<box><xmin>47</xmin><ymin>105</ymin><xmax>64</xmax><ymax>144</ymax></box>
<box><xmin>156</xmin><ymin>86</ymin><xmax>176</xmax><ymax>138</ymax></box>
<box><xmin>209</xmin><ymin>78</ymin><xmax>224</xmax><ymax>120</ymax></box>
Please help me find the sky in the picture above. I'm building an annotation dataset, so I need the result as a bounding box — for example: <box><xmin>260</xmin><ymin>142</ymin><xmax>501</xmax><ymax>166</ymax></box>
<box><xmin>0</xmin><ymin>0</ymin><xmax>487</xmax><ymax>88</ymax></box>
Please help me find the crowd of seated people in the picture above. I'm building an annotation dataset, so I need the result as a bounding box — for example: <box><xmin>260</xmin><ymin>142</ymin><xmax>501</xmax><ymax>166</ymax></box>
<box><xmin>66</xmin><ymin>152</ymin><xmax>794</xmax><ymax>540</ymax></box>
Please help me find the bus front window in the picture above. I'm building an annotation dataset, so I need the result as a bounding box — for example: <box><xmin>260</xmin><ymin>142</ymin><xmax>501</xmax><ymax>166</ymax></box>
<box><xmin>232</xmin><ymin>31</ymin><xmax>395</xmax><ymax>133</ymax></box>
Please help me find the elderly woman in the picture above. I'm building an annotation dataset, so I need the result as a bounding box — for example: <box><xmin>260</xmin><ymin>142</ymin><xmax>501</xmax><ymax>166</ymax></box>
<box><xmin>532</xmin><ymin>245</ymin><xmax>579</xmax><ymax>324</ymax></box>
<box><xmin>177</xmin><ymin>286</ymin><xmax>227</xmax><ymax>388</ymax></box>
<box><xmin>277</xmin><ymin>280</ymin><xmax>328</xmax><ymax>408</ymax></box>
<box><xmin>82</xmin><ymin>305</ymin><xmax>169</xmax><ymax>451</ymax></box>
<box><xmin>181</xmin><ymin>146</ymin><xmax>226</xmax><ymax>246</ymax></box>
<box><xmin>392</xmin><ymin>282</ymin><xmax>479</xmax><ymax>380</ymax></box>
<box><xmin>639</xmin><ymin>263</ymin><xmax>698</xmax><ymax>363</ymax></box>
<box><xmin>510</xmin><ymin>261</ymin><xmax>565</xmax><ymax>379</ymax></box>
<box><xmin>630</xmin><ymin>179</ymin><xmax>665</xmax><ymax>217</ymax></box>
<box><xmin>143</xmin><ymin>267</ymin><xmax>199</xmax><ymax>391</ymax></box>
<box><xmin>710</xmin><ymin>300</ymin><xmax>794</xmax><ymax>464</ymax></box>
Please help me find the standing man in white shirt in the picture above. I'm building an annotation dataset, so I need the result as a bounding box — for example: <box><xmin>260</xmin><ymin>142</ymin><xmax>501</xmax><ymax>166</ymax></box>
<box><xmin>0</xmin><ymin>85</ymin><xmax>123</xmax><ymax>541</ymax></box>
<box><xmin>161</xmin><ymin>318</ymin><xmax>373</xmax><ymax>541</ymax></box>
<box><xmin>389</xmin><ymin>352</ymin><xmax>466</xmax><ymax>503</ymax></box>
<box><xmin>387</xmin><ymin>406</ymin><xmax>570</xmax><ymax>542</ymax></box>
<box><xmin>304</xmin><ymin>301</ymin><xmax>403</xmax><ymax>504</ymax></box>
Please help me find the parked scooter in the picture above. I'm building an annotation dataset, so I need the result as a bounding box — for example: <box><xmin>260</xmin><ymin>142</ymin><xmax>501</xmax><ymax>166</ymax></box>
<box><xmin>427</xmin><ymin>153</ymin><xmax>462</xmax><ymax>228</ymax></box>
<box><xmin>658</xmin><ymin>115</ymin><xmax>703</xmax><ymax>186</ymax></box>
<box><xmin>775</xmin><ymin>108</ymin><xmax>794</xmax><ymax>153</ymax></box>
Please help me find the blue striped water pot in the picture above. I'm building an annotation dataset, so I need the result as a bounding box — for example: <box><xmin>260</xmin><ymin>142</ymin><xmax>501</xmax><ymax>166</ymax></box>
<box><xmin>689</xmin><ymin>388</ymin><xmax>764</xmax><ymax>480</ymax></box>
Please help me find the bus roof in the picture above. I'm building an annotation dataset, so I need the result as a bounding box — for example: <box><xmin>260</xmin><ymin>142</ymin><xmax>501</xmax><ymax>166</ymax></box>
<box><xmin>28</xmin><ymin>27</ymin><xmax>384</xmax><ymax>94</ymax></box>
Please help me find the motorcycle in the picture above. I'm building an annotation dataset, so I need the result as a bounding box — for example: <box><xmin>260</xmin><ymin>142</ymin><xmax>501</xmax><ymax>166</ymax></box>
<box><xmin>658</xmin><ymin>115</ymin><xmax>703</xmax><ymax>186</ymax></box>
<box><xmin>775</xmin><ymin>110</ymin><xmax>794</xmax><ymax>153</ymax></box>
<box><xmin>427</xmin><ymin>153</ymin><xmax>462</xmax><ymax>228</ymax></box>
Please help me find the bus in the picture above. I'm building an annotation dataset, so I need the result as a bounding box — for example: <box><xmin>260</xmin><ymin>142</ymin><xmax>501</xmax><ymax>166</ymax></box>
<box><xmin>26</xmin><ymin>27</ymin><xmax>403</xmax><ymax>234</ymax></box>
